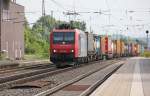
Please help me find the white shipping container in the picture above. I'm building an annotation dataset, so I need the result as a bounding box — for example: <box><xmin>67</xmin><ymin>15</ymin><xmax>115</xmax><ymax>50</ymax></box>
<box><xmin>85</xmin><ymin>32</ymin><xmax>95</xmax><ymax>54</ymax></box>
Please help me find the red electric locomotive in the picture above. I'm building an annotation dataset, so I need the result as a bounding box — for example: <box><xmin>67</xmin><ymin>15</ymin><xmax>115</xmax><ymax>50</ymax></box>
<box><xmin>50</xmin><ymin>28</ymin><xmax>88</xmax><ymax>67</ymax></box>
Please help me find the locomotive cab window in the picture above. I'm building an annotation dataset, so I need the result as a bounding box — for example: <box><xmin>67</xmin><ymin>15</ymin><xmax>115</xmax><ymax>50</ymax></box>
<box><xmin>53</xmin><ymin>32</ymin><xmax>75</xmax><ymax>44</ymax></box>
<box><xmin>53</xmin><ymin>32</ymin><xmax>64</xmax><ymax>44</ymax></box>
<box><xmin>64</xmin><ymin>32</ymin><xmax>75</xmax><ymax>44</ymax></box>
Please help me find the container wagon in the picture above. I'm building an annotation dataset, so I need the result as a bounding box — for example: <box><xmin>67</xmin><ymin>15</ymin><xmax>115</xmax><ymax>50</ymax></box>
<box><xmin>112</xmin><ymin>40</ymin><xmax>117</xmax><ymax>58</ymax></box>
<box><xmin>85</xmin><ymin>32</ymin><xmax>96</xmax><ymax>61</ymax></box>
<box><xmin>140</xmin><ymin>45</ymin><xmax>145</xmax><ymax>55</ymax></box>
<box><xmin>134</xmin><ymin>44</ymin><xmax>140</xmax><ymax>56</ymax></box>
<box><xmin>94</xmin><ymin>35</ymin><xmax>102</xmax><ymax>60</ymax></box>
<box><xmin>131</xmin><ymin>43</ymin><xmax>138</xmax><ymax>56</ymax></box>
<box><xmin>124</xmin><ymin>43</ymin><xmax>129</xmax><ymax>57</ymax></box>
<box><xmin>120</xmin><ymin>41</ymin><xmax>125</xmax><ymax>57</ymax></box>
<box><xmin>126</xmin><ymin>43</ymin><xmax>133</xmax><ymax>56</ymax></box>
<box><xmin>101</xmin><ymin>36</ymin><xmax>113</xmax><ymax>60</ymax></box>
<box><xmin>116</xmin><ymin>40</ymin><xmax>121</xmax><ymax>57</ymax></box>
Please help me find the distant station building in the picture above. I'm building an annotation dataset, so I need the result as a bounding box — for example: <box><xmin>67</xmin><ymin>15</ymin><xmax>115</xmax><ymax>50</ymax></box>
<box><xmin>0</xmin><ymin>0</ymin><xmax>24</xmax><ymax>60</ymax></box>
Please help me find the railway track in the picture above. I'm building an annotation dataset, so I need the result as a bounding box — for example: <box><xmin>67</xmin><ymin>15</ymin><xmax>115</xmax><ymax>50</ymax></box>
<box><xmin>0</xmin><ymin>63</ymin><xmax>53</xmax><ymax>74</ymax></box>
<box><xmin>0</xmin><ymin>66</ymin><xmax>58</xmax><ymax>90</ymax></box>
<box><xmin>34</xmin><ymin>61</ymin><xmax>124</xmax><ymax>96</ymax></box>
<box><xmin>0</xmin><ymin>60</ymin><xmax>115</xmax><ymax>88</ymax></box>
<box><xmin>0</xmin><ymin>58</ymin><xmax>126</xmax><ymax>96</ymax></box>
<box><xmin>0</xmin><ymin>61</ymin><xmax>87</xmax><ymax>90</ymax></box>
<box><xmin>0</xmin><ymin>58</ymin><xmax>125</xmax><ymax>75</ymax></box>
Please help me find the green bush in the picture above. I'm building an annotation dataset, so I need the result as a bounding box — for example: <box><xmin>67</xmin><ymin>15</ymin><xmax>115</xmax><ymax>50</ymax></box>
<box><xmin>24</xmin><ymin>53</ymin><xmax>49</xmax><ymax>60</ymax></box>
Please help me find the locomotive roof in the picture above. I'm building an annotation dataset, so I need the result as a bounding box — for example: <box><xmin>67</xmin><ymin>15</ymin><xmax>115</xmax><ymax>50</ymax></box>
<box><xmin>52</xmin><ymin>28</ymin><xmax>80</xmax><ymax>31</ymax></box>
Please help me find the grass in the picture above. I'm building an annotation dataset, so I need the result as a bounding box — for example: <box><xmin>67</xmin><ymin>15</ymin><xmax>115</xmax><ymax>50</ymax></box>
<box><xmin>141</xmin><ymin>51</ymin><xmax>150</xmax><ymax>58</ymax></box>
<box><xmin>24</xmin><ymin>54</ymin><xmax>49</xmax><ymax>60</ymax></box>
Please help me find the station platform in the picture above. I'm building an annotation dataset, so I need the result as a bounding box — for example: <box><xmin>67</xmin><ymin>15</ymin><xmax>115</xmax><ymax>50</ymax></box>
<box><xmin>0</xmin><ymin>59</ymin><xmax>50</xmax><ymax>69</ymax></box>
<box><xmin>0</xmin><ymin>60</ymin><xmax>19</xmax><ymax>68</ymax></box>
<box><xmin>90</xmin><ymin>57</ymin><xmax>150</xmax><ymax>96</ymax></box>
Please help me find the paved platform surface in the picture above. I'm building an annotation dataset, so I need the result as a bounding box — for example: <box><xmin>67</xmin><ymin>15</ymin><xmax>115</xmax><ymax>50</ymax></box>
<box><xmin>90</xmin><ymin>57</ymin><xmax>150</xmax><ymax>96</ymax></box>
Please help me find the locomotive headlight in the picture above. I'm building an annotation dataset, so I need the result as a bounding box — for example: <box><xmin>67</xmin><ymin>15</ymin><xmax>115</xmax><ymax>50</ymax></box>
<box><xmin>71</xmin><ymin>49</ymin><xmax>74</xmax><ymax>52</ymax></box>
<box><xmin>53</xmin><ymin>49</ymin><xmax>56</xmax><ymax>53</ymax></box>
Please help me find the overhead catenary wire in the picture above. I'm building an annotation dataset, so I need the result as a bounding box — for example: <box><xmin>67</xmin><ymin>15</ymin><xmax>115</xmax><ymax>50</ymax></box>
<box><xmin>104</xmin><ymin>0</ymin><xmax>111</xmax><ymax>36</ymax></box>
<box><xmin>50</xmin><ymin>0</ymin><xmax>69</xmax><ymax>11</ymax></box>
<box><xmin>18</xmin><ymin>0</ymin><xmax>150</xmax><ymax>35</ymax></box>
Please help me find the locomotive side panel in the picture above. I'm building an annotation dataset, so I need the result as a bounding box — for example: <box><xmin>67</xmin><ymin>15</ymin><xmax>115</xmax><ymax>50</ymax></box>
<box><xmin>77</xmin><ymin>30</ymin><xmax>87</xmax><ymax>57</ymax></box>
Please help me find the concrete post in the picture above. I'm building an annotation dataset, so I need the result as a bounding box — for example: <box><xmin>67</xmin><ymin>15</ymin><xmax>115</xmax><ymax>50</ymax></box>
<box><xmin>0</xmin><ymin>0</ymin><xmax>2</xmax><ymax>56</ymax></box>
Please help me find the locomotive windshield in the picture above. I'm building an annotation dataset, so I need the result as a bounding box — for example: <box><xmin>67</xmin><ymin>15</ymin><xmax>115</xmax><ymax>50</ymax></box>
<box><xmin>53</xmin><ymin>32</ymin><xmax>75</xmax><ymax>44</ymax></box>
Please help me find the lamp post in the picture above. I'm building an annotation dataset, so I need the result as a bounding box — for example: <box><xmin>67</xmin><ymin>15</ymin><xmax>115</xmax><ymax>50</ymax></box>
<box><xmin>146</xmin><ymin>30</ymin><xmax>149</xmax><ymax>50</ymax></box>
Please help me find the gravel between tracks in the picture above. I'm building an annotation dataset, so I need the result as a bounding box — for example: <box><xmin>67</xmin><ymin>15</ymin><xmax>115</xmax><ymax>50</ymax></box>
<box><xmin>0</xmin><ymin>60</ymin><xmax>122</xmax><ymax>96</ymax></box>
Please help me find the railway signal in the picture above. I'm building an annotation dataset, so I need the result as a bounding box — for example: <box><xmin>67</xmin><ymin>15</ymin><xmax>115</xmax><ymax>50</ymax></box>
<box><xmin>146</xmin><ymin>30</ymin><xmax>149</xmax><ymax>50</ymax></box>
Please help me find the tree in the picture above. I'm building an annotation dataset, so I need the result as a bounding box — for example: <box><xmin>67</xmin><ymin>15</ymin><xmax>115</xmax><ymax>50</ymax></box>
<box><xmin>70</xmin><ymin>21</ymin><xmax>86</xmax><ymax>31</ymax></box>
<box><xmin>32</xmin><ymin>15</ymin><xmax>57</xmax><ymax>42</ymax></box>
<box><xmin>24</xmin><ymin>19</ymin><xmax>35</xmax><ymax>54</ymax></box>
<box><xmin>24</xmin><ymin>16</ymin><xmax>87</xmax><ymax>58</ymax></box>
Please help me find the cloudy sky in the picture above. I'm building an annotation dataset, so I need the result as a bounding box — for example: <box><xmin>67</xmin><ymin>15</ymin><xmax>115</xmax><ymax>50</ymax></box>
<box><xmin>16</xmin><ymin>0</ymin><xmax>150</xmax><ymax>37</ymax></box>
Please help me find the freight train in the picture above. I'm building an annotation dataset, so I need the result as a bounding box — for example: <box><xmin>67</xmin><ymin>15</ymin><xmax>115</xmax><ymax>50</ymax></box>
<box><xmin>50</xmin><ymin>27</ymin><xmax>142</xmax><ymax>67</ymax></box>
